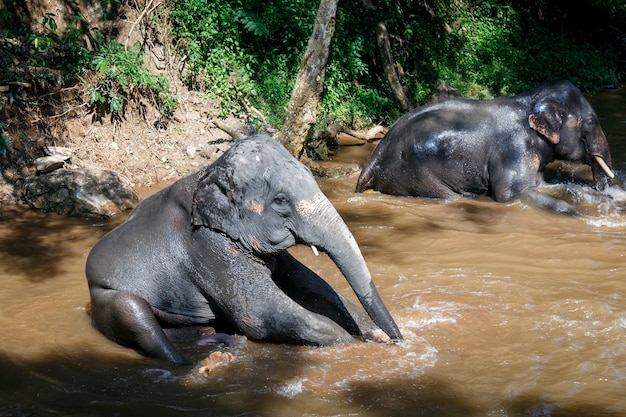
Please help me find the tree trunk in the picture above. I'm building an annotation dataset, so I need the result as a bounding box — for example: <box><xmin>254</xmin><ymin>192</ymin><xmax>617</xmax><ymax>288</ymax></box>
<box><xmin>276</xmin><ymin>0</ymin><xmax>338</xmax><ymax>161</ymax></box>
<box><xmin>359</xmin><ymin>0</ymin><xmax>413</xmax><ymax>112</ymax></box>
<box><xmin>375</xmin><ymin>22</ymin><xmax>413</xmax><ymax>112</ymax></box>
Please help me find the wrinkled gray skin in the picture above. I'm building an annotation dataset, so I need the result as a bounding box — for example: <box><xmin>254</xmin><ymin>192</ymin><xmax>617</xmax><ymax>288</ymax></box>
<box><xmin>86</xmin><ymin>135</ymin><xmax>402</xmax><ymax>365</ymax></box>
<box><xmin>356</xmin><ymin>80</ymin><xmax>614</xmax><ymax>214</ymax></box>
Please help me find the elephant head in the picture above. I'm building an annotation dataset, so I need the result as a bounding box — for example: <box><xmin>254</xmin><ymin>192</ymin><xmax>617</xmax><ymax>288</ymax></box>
<box><xmin>527</xmin><ymin>79</ymin><xmax>615</xmax><ymax>190</ymax></box>
<box><xmin>190</xmin><ymin>135</ymin><xmax>402</xmax><ymax>342</ymax></box>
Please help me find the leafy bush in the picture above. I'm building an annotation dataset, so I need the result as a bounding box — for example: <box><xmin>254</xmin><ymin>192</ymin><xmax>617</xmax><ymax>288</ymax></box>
<box><xmin>84</xmin><ymin>40</ymin><xmax>175</xmax><ymax>117</ymax></box>
<box><xmin>23</xmin><ymin>12</ymin><xmax>176</xmax><ymax>118</ymax></box>
<box><xmin>171</xmin><ymin>1</ymin><xmax>246</xmax><ymax>115</ymax></box>
<box><xmin>169</xmin><ymin>0</ymin><xmax>621</xmax><ymax>136</ymax></box>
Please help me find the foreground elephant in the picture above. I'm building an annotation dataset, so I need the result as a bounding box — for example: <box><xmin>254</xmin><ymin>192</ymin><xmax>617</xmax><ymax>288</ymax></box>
<box><xmin>86</xmin><ymin>135</ymin><xmax>402</xmax><ymax>365</ymax></box>
<box><xmin>356</xmin><ymin>79</ymin><xmax>615</xmax><ymax>214</ymax></box>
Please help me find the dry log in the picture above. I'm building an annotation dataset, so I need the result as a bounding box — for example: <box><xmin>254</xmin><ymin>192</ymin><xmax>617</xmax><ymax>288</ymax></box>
<box><xmin>211</xmin><ymin>120</ymin><xmax>245</xmax><ymax>140</ymax></box>
<box><xmin>319</xmin><ymin>123</ymin><xmax>386</xmax><ymax>144</ymax></box>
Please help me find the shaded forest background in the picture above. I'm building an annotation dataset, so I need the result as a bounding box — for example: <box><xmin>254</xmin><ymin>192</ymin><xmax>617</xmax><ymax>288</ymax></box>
<box><xmin>166</xmin><ymin>0</ymin><xmax>624</xmax><ymax>128</ymax></box>
<box><xmin>0</xmin><ymin>0</ymin><xmax>625</xmax><ymax>196</ymax></box>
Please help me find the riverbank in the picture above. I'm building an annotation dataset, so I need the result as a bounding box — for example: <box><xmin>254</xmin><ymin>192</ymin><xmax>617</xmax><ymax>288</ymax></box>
<box><xmin>0</xmin><ymin>77</ymin><xmax>250</xmax><ymax>207</ymax></box>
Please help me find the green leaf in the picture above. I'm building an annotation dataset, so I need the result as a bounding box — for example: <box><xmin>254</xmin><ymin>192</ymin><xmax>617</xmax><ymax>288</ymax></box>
<box><xmin>0</xmin><ymin>135</ymin><xmax>10</xmax><ymax>156</ymax></box>
<box><xmin>109</xmin><ymin>95</ymin><xmax>123</xmax><ymax>112</ymax></box>
<box><xmin>91</xmin><ymin>55</ymin><xmax>107</xmax><ymax>74</ymax></box>
<box><xmin>87</xmin><ymin>87</ymin><xmax>104</xmax><ymax>103</ymax></box>
<box><xmin>237</xmin><ymin>10</ymin><xmax>269</xmax><ymax>37</ymax></box>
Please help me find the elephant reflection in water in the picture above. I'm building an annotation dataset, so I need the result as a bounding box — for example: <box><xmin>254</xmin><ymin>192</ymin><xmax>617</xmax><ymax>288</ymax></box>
<box><xmin>86</xmin><ymin>135</ymin><xmax>402</xmax><ymax>365</ymax></box>
<box><xmin>357</xmin><ymin>79</ymin><xmax>615</xmax><ymax>214</ymax></box>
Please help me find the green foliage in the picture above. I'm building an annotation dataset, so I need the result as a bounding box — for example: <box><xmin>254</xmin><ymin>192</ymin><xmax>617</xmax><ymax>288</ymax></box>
<box><xmin>169</xmin><ymin>0</ymin><xmax>400</xmax><ymax>126</ymax></box>
<box><xmin>26</xmin><ymin>13</ymin><xmax>102</xmax><ymax>74</ymax></box>
<box><xmin>84</xmin><ymin>40</ymin><xmax>175</xmax><ymax>116</ymax></box>
<box><xmin>319</xmin><ymin>4</ymin><xmax>400</xmax><ymax>127</ymax></box>
<box><xmin>169</xmin><ymin>0</ymin><xmax>622</xmax><ymax>138</ymax></box>
<box><xmin>0</xmin><ymin>123</ymin><xmax>10</xmax><ymax>156</ymax></box>
<box><xmin>11</xmin><ymin>11</ymin><xmax>175</xmax><ymax>118</ymax></box>
<box><xmin>170</xmin><ymin>0</ymin><xmax>243</xmax><ymax>115</ymax></box>
<box><xmin>436</xmin><ymin>1</ymin><xmax>618</xmax><ymax>95</ymax></box>
<box><xmin>6</xmin><ymin>0</ymin><xmax>620</xmax><ymax>149</ymax></box>
<box><xmin>237</xmin><ymin>11</ymin><xmax>269</xmax><ymax>37</ymax></box>
<box><xmin>395</xmin><ymin>0</ymin><xmax>621</xmax><ymax>99</ymax></box>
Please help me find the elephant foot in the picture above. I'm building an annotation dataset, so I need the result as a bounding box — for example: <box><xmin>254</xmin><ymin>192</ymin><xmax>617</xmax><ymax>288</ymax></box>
<box><xmin>361</xmin><ymin>328</ymin><xmax>389</xmax><ymax>343</ymax></box>
<box><xmin>196</xmin><ymin>332</ymin><xmax>236</xmax><ymax>348</ymax></box>
<box><xmin>197</xmin><ymin>351</ymin><xmax>234</xmax><ymax>375</ymax></box>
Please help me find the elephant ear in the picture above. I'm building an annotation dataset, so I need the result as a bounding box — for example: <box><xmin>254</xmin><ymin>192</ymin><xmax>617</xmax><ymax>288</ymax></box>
<box><xmin>191</xmin><ymin>166</ymin><xmax>240</xmax><ymax>240</ymax></box>
<box><xmin>528</xmin><ymin>96</ymin><xmax>565</xmax><ymax>144</ymax></box>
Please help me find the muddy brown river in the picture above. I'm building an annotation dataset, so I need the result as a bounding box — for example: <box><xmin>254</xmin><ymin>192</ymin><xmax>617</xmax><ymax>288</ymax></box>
<box><xmin>1</xmin><ymin>88</ymin><xmax>626</xmax><ymax>417</ymax></box>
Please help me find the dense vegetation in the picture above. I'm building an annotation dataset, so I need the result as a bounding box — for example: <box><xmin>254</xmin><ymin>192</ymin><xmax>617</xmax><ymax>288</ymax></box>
<box><xmin>169</xmin><ymin>0</ymin><xmax>625</xmax><ymax>128</ymax></box>
<box><xmin>0</xmin><ymin>5</ymin><xmax>177</xmax><ymax>155</ymax></box>
<box><xmin>0</xmin><ymin>0</ymin><xmax>625</xmax><ymax>156</ymax></box>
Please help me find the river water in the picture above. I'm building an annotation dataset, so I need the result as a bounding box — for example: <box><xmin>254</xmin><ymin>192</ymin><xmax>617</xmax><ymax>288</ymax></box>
<box><xmin>1</xmin><ymin>88</ymin><xmax>625</xmax><ymax>417</ymax></box>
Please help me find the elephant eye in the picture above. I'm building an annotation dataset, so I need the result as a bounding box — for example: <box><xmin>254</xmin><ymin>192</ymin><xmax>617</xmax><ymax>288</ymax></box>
<box><xmin>272</xmin><ymin>193</ymin><xmax>292</xmax><ymax>216</ymax></box>
<box><xmin>273</xmin><ymin>193</ymin><xmax>290</xmax><ymax>205</ymax></box>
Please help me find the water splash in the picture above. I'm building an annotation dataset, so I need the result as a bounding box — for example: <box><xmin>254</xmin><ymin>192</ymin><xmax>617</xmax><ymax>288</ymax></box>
<box><xmin>406</xmin><ymin>296</ymin><xmax>463</xmax><ymax>328</ymax></box>
<box><xmin>557</xmin><ymin>180</ymin><xmax>626</xmax><ymax>227</ymax></box>
<box><xmin>274</xmin><ymin>380</ymin><xmax>304</xmax><ymax>398</ymax></box>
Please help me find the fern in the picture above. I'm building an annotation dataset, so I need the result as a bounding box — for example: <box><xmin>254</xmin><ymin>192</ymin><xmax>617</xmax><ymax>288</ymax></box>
<box><xmin>237</xmin><ymin>10</ymin><xmax>269</xmax><ymax>37</ymax></box>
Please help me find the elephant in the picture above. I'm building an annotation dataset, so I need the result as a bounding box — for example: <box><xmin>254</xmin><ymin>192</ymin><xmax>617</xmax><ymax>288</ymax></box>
<box><xmin>85</xmin><ymin>134</ymin><xmax>402</xmax><ymax>365</ymax></box>
<box><xmin>355</xmin><ymin>79</ymin><xmax>615</xmax><ymax>214</ymax></box>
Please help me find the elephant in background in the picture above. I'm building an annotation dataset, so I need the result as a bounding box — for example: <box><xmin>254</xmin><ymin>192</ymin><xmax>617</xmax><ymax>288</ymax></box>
<box><xmin>86</xmin><ymin>134</ymin><xmax>402</xmax><ymax>365</ymax></box>
<box><xmin>356</xmin><ymin>79</ymin><xmax>615</xmax><ymax>214</ymax></box>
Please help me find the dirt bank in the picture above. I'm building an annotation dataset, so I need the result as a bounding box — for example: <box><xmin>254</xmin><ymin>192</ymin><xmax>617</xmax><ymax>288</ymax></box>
<box><xmin>0</xmin><ymin>0</ymin><xmax>253</xmax><ymax>206</ymax></box>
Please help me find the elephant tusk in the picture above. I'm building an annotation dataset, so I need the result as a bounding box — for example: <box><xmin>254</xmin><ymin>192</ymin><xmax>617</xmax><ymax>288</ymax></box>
<box><xmin>594</xmin><ymin>155</ymin><xmax>615</xmax><ymax>179</ymax></box>
<box><xmin>311</xmin><ymin>245</ymin><xmax>319</xmax><ymax>256</ymax></box>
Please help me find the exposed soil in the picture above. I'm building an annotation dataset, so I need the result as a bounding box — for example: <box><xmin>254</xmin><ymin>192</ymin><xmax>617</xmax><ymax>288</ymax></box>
<box><xmin>0</xmin><ymin>0</ymin><xmax>378</xmax><ymax>210</ymax></box>
<box><xmin>0</xmin><ymin>0</ymin><xmax>252</xmax><ymax>206</ymax></box>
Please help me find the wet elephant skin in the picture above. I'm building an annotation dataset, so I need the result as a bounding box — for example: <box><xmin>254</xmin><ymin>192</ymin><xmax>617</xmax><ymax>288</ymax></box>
<box><xmin>356</xmin><ymin>79</ymin><xmax>615</xmax><ymax>215</ymax></box>
<box><xmin>85</xmin><ymin>134</ymin><xmax>402</xmax><ymax>364</ymax></box>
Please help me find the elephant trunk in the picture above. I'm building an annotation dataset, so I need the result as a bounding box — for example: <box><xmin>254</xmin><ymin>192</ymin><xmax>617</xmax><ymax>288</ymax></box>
<box><xmin>296</xmin><ymin>193</ymin><xmax>403</xmax><ymax>342</ymax></box>
<box><xmin>587</xmin><ymin>127</ymin><xmax>614</xmax><ymax>190</ymax></box>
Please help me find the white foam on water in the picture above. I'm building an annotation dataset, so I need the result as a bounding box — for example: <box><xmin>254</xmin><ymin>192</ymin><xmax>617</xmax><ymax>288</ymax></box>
<box><xmin>584</xmin><ymin>215</ymin><xmax>626</xmax><ymax>228</ymax></box>
<box><xmin>329</xmin><ymin>340</ymin><xmax>438</xmax><ymax>391</ymax></box>
<box><xmin>293</xmin><ymin>326</ymin><xmax>440</xmax><ymax>395</ymax></box>
<box><xmin>614</xmin><ymin>313</ymin><xmax>626</xmax><ymax>329</ymax></box>
<box><xmin>564</xmin><ymin>182</ymin><xmax>626</xmax><ymax>227</ymax></box>
<box><xmin>274</xmin><ymin>380</ymin><xmax>305</xmax><ymax>399</ymax></box>
<box><xmin>406</xmin><ymin>296</ymin><xmax>463</xmax><ymax>328</ymax></box>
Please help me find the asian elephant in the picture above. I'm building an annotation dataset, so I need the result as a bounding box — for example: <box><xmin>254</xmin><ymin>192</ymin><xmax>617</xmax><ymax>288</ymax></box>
<box><xmin>356</xmin><ymin>79</ymin><xmax>615</xmax><ymax>214</ymax></box>
<box><xmin>86</xmin><ymin>134</ymin><xmax>402</xmax><ymax>365</ymax></box>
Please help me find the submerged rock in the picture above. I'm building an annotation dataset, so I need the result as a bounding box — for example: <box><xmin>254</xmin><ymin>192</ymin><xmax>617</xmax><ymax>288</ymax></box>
<box><xmin>22</xmin><ymin>167</ymin><xmax>139</xmax><ymax>217</ymax></box>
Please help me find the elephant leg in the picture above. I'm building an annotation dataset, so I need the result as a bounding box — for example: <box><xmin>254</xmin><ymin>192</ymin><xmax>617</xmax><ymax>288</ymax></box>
<box><xmin>89</xmin><ymin>286</ymin><xmax>190</xmax><ymax>365</ymax></box>
<box><xmin>162</xmin><ymin>326</ymin><xmax>235</xmax><ymax>348</ymax></box>
<box><xmin>208</xmin><ymin>255</ymin><xmax>357</xmax><ymax>345</ymax></box>
<box><xmin>271</xmin><ymin>251</ymin><xmax>381</xmax><ymax>340</ymax></box>
<box><xmin>196</xmin><ymin>333</ymin><xmax>235</xmax><ymax>348</ymax></box>
<box><xmin>407</xmin><ymin>169</ymin><xmax>460</xmax><ymax>200</ymax></box>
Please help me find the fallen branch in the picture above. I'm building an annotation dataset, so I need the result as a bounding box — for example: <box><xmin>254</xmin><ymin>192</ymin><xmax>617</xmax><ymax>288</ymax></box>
<box><xmin>319</xmin><ymin>123</ymin><xmax>386</xmax><ymax>143</ymax></box>
<box><xmin>4</xmin><ymin>81</ymin><xmax>32</xmax><ymax>88</ymax></box>
<box><xmin>211</xmin><ymin>120</ymin><xmax>245</xmax><ymax>140</ymax></box>
<box><xmin>241</xmin><ymin>97</ymin><xmax>267</xmax><ymax>123</ymax></box>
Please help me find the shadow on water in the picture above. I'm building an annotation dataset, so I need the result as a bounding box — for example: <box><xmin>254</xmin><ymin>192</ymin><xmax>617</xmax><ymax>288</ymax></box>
<box><xmin>0</xmin><ymin>206</ymin><xmax>122</xmax><ymax>281</ymax></box>
<box><xmin>346</xmin><ymin>380</ymin><xmax>620</xmax><ymax>417</ymax></box>
<box><xmin>0</xmin><ymin>349</ymin><xmax>617</xmax><ymax>417</ymax></box>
